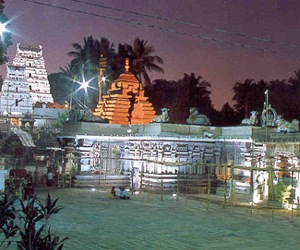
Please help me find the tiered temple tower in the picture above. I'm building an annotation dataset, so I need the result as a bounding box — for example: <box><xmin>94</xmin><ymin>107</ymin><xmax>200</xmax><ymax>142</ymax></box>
<box><xmin>12</xmin><ymin>43</ymin><xmax>53</xmax><ymax>104</ymax></box>
<box><xmin>93</xmin><ymin>58</ymin><xmax>156</xmax><ymax>124</ymax></box>
<box><xmin>1</xmin><ymin>64</ymin><xmax>33</xmax><ymax>115</ymax></box>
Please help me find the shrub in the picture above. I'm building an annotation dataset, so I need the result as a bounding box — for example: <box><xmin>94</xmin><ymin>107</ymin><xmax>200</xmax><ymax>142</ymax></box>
<box><xmin>275</xmin><ymin>182</ymin><xmax>292</xmax><ymax>203</ymax></box>
<box><xmin>0</xmin><ymin>193</ymin><xmax>68</xmax><ymax>249</ymax></box>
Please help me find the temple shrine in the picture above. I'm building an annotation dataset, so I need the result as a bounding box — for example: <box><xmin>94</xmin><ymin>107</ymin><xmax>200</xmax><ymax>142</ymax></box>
<box><xmin>93</xmin><ymin>58</ymin><xmax>156</xmax><ymax>124</ymax></box>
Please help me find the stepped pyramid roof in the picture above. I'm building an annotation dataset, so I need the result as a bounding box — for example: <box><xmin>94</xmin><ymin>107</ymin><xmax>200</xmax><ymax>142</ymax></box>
<box><xmin>94</xmin><ymin>58</ymin><xmax>156</xmax><ymax>125</ymax></box>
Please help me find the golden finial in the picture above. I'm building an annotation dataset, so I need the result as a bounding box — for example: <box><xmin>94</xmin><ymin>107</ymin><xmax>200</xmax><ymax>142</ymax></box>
<box><xmin>125</xmin><ymin>58</ymin><xmax>130</xmax><ymax>72</ymax></box>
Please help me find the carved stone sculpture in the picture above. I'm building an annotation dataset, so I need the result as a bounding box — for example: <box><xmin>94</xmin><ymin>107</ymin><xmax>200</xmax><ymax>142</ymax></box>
<box><xmin>276</xmin><ymin>115</ymin><xmax>299</xmax><ymax>133</ymax></box>
<box><xmin>186</xmin><ymin>107</ymin><xmax>210</xmax><ymax>125</ymax></box>
<box><xmin>241</xmin><ymin>111</ymin><xmax>259</xmax><ymax>125</ymax></box>
<box><xmin>203</xmin><ymin>130</ymin><xmax>213</xmax><ymax>138</ymax></box>
<box><xmin>261</xmin><ymin>104</ymin><xmax>277</xmax><ymax>127</ymax></box>
<box><xmin>153</xmin><ymin>108</ymin><xmax>170</xmax><ymax>123</ymax></box>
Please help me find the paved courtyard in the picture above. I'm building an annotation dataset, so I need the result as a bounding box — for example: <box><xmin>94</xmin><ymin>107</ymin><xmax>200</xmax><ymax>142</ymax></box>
<box><xmin>7</xmin><ymin>187</ymin><xmax>300</xmax><ymax>249</ymax></box>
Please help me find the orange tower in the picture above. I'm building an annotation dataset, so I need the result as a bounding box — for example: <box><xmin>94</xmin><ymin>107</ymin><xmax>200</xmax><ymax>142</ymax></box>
<box><xmin>93</xmin><ymin>58</ymin><xmax>156</xmax><ymax>125</ymax></box>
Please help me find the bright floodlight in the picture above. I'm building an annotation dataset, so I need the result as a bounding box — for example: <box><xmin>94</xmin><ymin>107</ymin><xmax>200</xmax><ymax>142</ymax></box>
<box><xmin>101</xmin><ymin>76</ymin><xmax>106</xmax><ymax>82</ymax></box>
<box><xmin>0</xmin><ymin>23</ymin><xmax>7</xmax><ymax>34</ymax></box>
<box><xmin>81</xmin><ymin>81</ymin><xmax>89</xmax><ymax>90</ymax></box>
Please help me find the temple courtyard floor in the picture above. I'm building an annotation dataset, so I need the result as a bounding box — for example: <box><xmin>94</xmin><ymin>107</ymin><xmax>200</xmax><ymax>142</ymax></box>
<box><xmin>6</xmin><ymin>187</ymin><xmax>300</xmax><ymax>249</ymax></box>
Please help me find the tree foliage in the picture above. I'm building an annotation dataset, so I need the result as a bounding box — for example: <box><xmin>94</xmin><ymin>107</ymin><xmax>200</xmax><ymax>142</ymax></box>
<box><xmin>232</xmin><ymin>79</ymin><xmax>267</xmax><ymax>121</ymax></box>
<box><xmin>51</xmin><ymin>36</ymin><xmax>164</xmax><ymax>111</ymax></box>
<box><xmin>49</xmin><ymin>34</ymin><xmax>300</xmax><ymax>126</ymax></box>
<box><xmin>49</xmin><ymin>36</ymin><xmax>119</xmax><ymax>108</ymax></box>
<box><xmin>0</xmin><ymin>1</ymin><xmax>12</xmax><ymax>66</ymax></box>
<box><xmin>67</xmin><ymin>36</ymin><xmax>110</xmax><ymax>109</ymax></box>
<box><xmin>232</xmin><ymin>73</ymin><xmax>300</xmax><ymax>124</ymax></box>
<box><xmin>48</xmin><ymin>72</ymin><xmax>73</xmax><ymax>104</ymax></box>
<box><xmin>216</xmin><ymin>102</ymin><xmax>239</xmax><ymax>126</ymax></box>
<box><xmin>146</xmin><ymin>73</ymin><xmax>214</xmax><ymax>124</ymax></box>
<box><xmin>145</xmin><ymin>79</ymin><xmax>179</xmax><ymax>113</ymax></box>
<box><xmin>287</xmin><ymin>69</ymin><xmax>300</xmax><ymax>120</ymax></box>
<box><xmin>118</xmin><ymin>37</ymin><xmax>164</xmax><ymax>87</ymax></box>
<box><xmin>1</xmin><ymin>134</ymin><xmax>23</xmax><ymax>157</ymax></box>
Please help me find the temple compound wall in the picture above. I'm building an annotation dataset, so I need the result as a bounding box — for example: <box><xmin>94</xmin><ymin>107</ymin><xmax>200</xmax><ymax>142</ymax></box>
<box><xmin>58</xmin><ymin>123</ymin><xmax>300</xmax><ymax>205</ymax></box>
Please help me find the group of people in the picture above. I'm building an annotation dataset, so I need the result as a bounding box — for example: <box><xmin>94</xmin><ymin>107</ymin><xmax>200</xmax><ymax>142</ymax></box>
<box><xmin>110</xmin><ymin>186</ymin><xmax>130</xmax><ymax>199</ymax></box>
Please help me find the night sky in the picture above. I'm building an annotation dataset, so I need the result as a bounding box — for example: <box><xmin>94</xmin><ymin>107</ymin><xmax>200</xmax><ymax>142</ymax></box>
<box><xmin>3</xmin><ymin>0</ymin><xmax>300</xmax><ymax>110</ymax></box>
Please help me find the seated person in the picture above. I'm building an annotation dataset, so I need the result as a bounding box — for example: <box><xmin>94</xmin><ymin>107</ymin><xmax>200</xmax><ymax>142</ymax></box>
<box><xmin>119</xmin><ymin>187</ymin><xmax>130</xmax><ymax>199</ymax></box>
<box><xmin>109</xmin><ymin>186</ymin><xmax>117</xmax><ymax>199</ymax></box>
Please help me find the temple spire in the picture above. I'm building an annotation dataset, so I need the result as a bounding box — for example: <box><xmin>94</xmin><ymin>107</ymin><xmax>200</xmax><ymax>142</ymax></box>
<box><xmin>93</xmin><ymin>57</ymin><xmax>155</xmax><ymax>124</ymax></box>
<box><xmin>125</xmin><ymin>58</ymin><xmax>130</xmax><ymax>72</ymax></box>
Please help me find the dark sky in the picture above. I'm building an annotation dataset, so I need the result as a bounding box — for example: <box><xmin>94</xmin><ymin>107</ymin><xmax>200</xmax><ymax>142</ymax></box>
<box><xmin>3</xmin><ymin>0</ymin><xmax>300</xmax><ymax>110</ymax></box>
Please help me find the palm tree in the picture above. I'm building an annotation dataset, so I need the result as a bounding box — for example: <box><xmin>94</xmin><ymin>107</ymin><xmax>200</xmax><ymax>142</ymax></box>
<box><xmin>180</xmin><ymin>73</ymin><xmax>212</xmax><ymax>114</ymax></box>
<box><xmin>118</xmin><ymin>37</ymin><xmax>164</xmax><ymax>86</ymax></box>
<box><xmin>288</xmin><ymin>69</ymin><xmax>300</xmax><ymax>90</ymax></box>
<box><xmin>218</xmin><ymin>102</ymin><xmax>239</xmax><ymax>126</ymax></box>
<box><xmin>172</xmin><ymin>73</ymin><xmax>212</xmax><ymax>123</ymax></box>
<box><xmin>68</xmin><ymin>36</ymin><xmax>101</xmax><ymax>73</ymax></box>
<box><xmin>67</xmin><ymin>36</ymin><xmax>116</xmax><ymax>109</ymax></box>
<box><xmin>233</xmin><ymin>79</ymin><xmax>255</xmax><ymax>119</ymax></box>
<box><xmin>58</xmin><ymin>64</ymin><xmax>78</xmax><ymax>106</ymax></box>
<box><xmin>233</xmin><ymin>79</ymin><xmax>268</xmax><ymax>121</ymax></box>
<box><xmin>269</xmin><ymin>76</ymin><xmax>300</xmax><ymax>121</ymax></box>
<box><xmin>287</xmin><ymin>70</ymin><xmax>300</xmax><ymax>119</ymax></box>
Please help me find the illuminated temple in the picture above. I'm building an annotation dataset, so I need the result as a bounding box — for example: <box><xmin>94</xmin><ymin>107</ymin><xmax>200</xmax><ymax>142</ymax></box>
<box><xmin>48</xmin><ymin>56</ymin><xmax>300</xmax><ymax>207</ymax></box>
<box><xmin>93</xmin><ymin>59</ymin><xmax>155</xmax><ymax>125</ymax></box>
<box><xmin>1</xmin><ymin>49</ymin><xmax>300</xmax><ymax>211</ymax></box>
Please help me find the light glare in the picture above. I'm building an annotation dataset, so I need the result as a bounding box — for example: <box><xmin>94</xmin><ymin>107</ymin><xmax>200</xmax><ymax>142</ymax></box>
<box><xmin>81</xmin><ymin>81</ymin><xmax>89</xmax><ymax>90</ymax></box>
<box><xmin>0</xmin><ymin>23</ymin><xmax>6</xmax><ymax>34</ymax></box>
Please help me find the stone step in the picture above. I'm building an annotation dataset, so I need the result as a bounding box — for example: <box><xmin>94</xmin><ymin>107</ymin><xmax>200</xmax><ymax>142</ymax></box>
<box><xmin>73</xmin><ymin>174</ymin><xmax>131</xmax><ymax>188</ymax></box>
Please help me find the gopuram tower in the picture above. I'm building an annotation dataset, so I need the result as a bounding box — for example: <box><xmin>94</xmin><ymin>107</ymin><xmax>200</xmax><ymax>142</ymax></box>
<box><xmin>93</xmin><ymin>57</ymin><xmax>156</xmax><ymax>124</ymax></box>
<box><xmin>12</xmin><ymin>43</ymin><xmax>54</xmax><ymax>104</ymax></box>
<box><xmin>1</xmin><ymin>64</ymin><xmax>33</xmax><ymax>115</ymax></box>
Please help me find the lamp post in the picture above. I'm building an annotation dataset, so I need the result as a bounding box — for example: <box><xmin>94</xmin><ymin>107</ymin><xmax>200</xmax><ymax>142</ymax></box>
<box><xmin>80</xmin><ymin>80</ymin><xmax>89</xmax><ymax>109</ymax></box>
<box><xmin>98</xmin><ymin>55</ymin><xmax>107</xmax><ymax>103</ymax></box>
<box><xmin>265</xmin><ymin>89</ymin><xmax>269</xmax><ymax>139</ymax></box>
